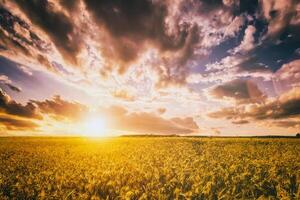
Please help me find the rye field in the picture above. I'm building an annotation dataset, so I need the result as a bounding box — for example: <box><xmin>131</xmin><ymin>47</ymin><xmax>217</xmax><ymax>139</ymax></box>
<box><xmin>0</xmin><ymin>137</ymin><xmax>299</xmax><ymax>199</ymax></box>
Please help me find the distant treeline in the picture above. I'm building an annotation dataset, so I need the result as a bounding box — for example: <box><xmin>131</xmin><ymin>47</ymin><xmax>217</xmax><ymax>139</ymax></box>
<box><xmin>120</xmin><ymin>134</ymin><xmax>300</xmax><ymax>138</ymax></box>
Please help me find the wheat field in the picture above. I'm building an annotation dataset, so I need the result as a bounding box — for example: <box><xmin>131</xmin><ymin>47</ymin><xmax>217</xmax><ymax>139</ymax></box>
<box><xmin>0</xmin><ymin>137</ymin><xmax>299</xmax><ymax>199</ymax></box>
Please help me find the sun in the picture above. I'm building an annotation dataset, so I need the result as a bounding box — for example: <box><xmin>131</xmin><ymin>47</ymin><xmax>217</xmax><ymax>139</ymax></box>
<box><xmin>83</xmin><ymin>117</ymin><xmax>107</xmax><ymax>137</ymax></box>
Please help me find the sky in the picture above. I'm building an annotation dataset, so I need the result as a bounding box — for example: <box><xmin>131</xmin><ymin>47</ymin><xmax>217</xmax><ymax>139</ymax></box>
<box><xmin>0</xmin><ymin>0</ymin><xmax>299</xmax><ymax>136</ymax></box>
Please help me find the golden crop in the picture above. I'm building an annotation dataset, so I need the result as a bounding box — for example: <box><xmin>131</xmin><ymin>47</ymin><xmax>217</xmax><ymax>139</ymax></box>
<box><xmin>0</xmin><ymin>137</ymin><xmax>299</xmax><ymax>199</ymax></box>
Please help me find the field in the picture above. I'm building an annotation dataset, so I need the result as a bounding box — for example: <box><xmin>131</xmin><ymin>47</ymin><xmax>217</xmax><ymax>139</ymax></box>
<box><xmin>0</xmin><ymin>137</ymin><xmax>299</xmax><ymax>199</ymax></box>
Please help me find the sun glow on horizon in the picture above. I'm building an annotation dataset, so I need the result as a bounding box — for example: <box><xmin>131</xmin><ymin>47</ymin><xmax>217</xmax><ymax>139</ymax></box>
<box><xmin>82</xmin><ymin>117</ymin><xmax>107</xmax><ymax>138</ymax></box>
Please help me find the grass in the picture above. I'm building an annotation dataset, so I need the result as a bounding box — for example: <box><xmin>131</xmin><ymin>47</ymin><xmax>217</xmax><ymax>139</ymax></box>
<box><xmin>0</xmin><ymin>137</ymin><xmax>299</xmax><ymax>199</ymax></box>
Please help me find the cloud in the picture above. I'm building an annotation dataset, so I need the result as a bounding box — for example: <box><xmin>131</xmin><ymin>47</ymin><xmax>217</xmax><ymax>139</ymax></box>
<box><xmin>196</xmin><ymin>54</ymin><xmax>272</xmax><ymax>86</ymax></box>
<box><xmin>84</xmin><ymin>0</ymin><xmax>191</xmax><ymax>53</ymax></box>
<box><xmin>1</xmin><ymin>0</ymin><xmax>277</xmax><ymax>90</ymax></box>
<box><xmin>4</xmin><ymin>83</ymin><xmax>22</xmax><ymax>92</ymax></box>
<box><xmin>59</xmin><ymin>0</ymin><xmax>79</xmax><ymax>12</ymax></box>
<box><xmin>0</xmin><ymin>115</ymin><xmax>38</xmax><ymax>131</ymax></box>
<box><xmin>31</xmin><ymin>95</ymin><xmax>88</xmax><ymax>122</ymax></box>
<box><xmin>13</xmin><ymin>0</ymin><xmax>82</xmax><ymax>64</ymax></box>
<box><xmin>171</xmin><ymin>117</ymin><xmax>199</xmax><ymax>130</ymax></box>
<box><xmin>0</xmin><ymin>88</ymin><xmax>41</xmax><ymax>119</ymax></box>
<box><xmin>99</xmin><ymin>106</ymin><xmax>199</xmax><ymax>135</ymax></box>
<box><xmin>85</xmin><ymin>0</ymin><xmax>175</xmax><ymax>65</ymax></box>
<box><xmin>111</xmin><ymin>89</ymin><xmax>135</xmax><ymax>102</ymax></box>
<box><xmin>210</xmin><ymin>79</ymin><xmax>265</xmax><ymax>103</ymax></box>
<box><xmin>211</xmin><ymin>127</ymin><xmax>221</xmax><ymax>135</ymax></box>
<box><xmin>260</xmin><ymin>0</ymin><xmax>299</xmax><ymax>40</ymax></box>
<box><xmin>0</xmin><ymin>75</ymin><xmax>22</xmax><ymax>92</ymax></box>
<box><xmin>118</xmin><ymin>112</ymin><xmax>199</xmax><ymax>135</ymax></box>
<box><xmin>235</xmin><ymin>56</ymin><xmax>271</xmax><ymax>73</ymax></box>
<box><xmin>208</xmin><ymin>87</ymin><xmax>300</xmax><ymax>127</ymax></box>
<box><xmin>0</xmin><ymin>89</ymin><xmax>92</xmax><ymax>133</ymax></box>
<box><xmin>0</xmin><ymin>6</ymin><xmax>60</xmax><ymax>74</ymax></box>
<box><xmin>230</xmin><ymin>25</ymin><xmax>256</xmax><ymax>54</ymax></box>
<box><xmin>0</xmin><ymin>90</ymin><xmax>88</xmax><ymax>132</ymax></box>
<box><xmin>0</xmin><ymin>90</ymin><xmax>200</xmax><ymax>134</ymax></box>
<box><xmin>1</xmin><ymin>0</ymin><xmax>300</xmax><ymax>136</ymax></box>
<box><xmin>270</xmin><ymin>120</ymin><xmax>300</xmax><ymax>128</ymax></box>
<box><xmin>0</xmin><ymin>86</ymin><xmax>201</xmax><ymax>134</ymax></box>
<box><xmin>0</xmin><ymin>6</ymin><xmax>42</xmax><ymax>54</ymax></box>
<box><xmin>224</xmin><ymin>15</ymin><xmax>245</xmax><ymax>37</ymax></box>
<box><xmin>1</xmin><ymin>0</ymin><xmax>221</xmax><ymax>89</ymax></box>
<box><xmin>157</xmin><ymin>108</ymin><xmax>166</xmax><ymax>114</ymax></box>
<box><xmin>84</xmin><ymin>0</ymin><xmax>202</xmax><ymax>86</ymax></box>
<box><xmin>154</xmin><ymin>25</ymin><xmax>200</xmax><ymax>88</ymax></box>
<box><xmin>232</xmin><ymin>119</ymin><xmax>249</xmax><ymax>124</ymax></box>
<box><xmin>18</xmin><ymin>65</ymin><xmax>33</xmax><ymax>76</ymax></box>
<box><xmin>275</xmin><ymin>59</ymin><xmax>300</xmax><ymax>87</ymax></box>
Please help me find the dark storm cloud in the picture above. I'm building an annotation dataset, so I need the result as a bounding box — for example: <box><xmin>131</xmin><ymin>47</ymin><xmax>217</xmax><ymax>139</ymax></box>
<box><xmin>13</xmin><ymin>0</ymin><xmax>82</xmax><ymax>64</ymax></box>
<box><xmin>84</xmin><ymin>0</ymin><xmax>200</xmax><ymax>78</ymax></box>
<box><xmin>0</xmin><ymin>7</ymin><xmax>32</xmax><ymax>47</ymax></box>
<box><xmin>156</xmin><ymin>26</ymin><xmax>200</xmax><ymax>87</ymax></box>
<box><xmin>0</xmin><ymin>115</ymin><xmax>38</xmax><ymax>130</ymax></box>
<box><xmin>238</xmin><ymin>0</ymin><xmax>258</xmax><ymax>15</ymax></box>
<box><xmin>85</xmin><ymin>0</ymin><xmax>166</xmax><ymax>63</ymax></box>
<box><xmin>0</xmin><ymin>28</ymin><xmax>31</xmax><ymax>57</ymax></box>
<box><xmin>0</xmin><ymin>6</ymin><xmax>60</xmax><ymax>73</ymax></box>
<box><xmin>0</xmin><ymin>6</ymin><xmax>46</xmax><ymax>54</ymax></box>
<box><xmin>210</xmin><ymin>79</ymin><xmax>265</xmax><ymax>103</ymax></box>
<box><xmin>208</xmin><ymin>87</ymin><xmax>300</xmax><ymax>126</ymax></box>
<box><xmin>60</xmin><ymin>0</ymin><xmax>78</xmax><ymax>12</ymax></box>
<box><xmin>180</xmin><ymin>0</ymin><xmax>224</xmax><ymax>16</ymax></box>
<box><xmin>0</xmin><ymin>0</ymin><xmax>298</xmax><ymax>80</ymax></box>
<box><xmin>0</xmin><ymin>88</ymin><xmax>41</xmax><ymax>119</ymax></box>
<box><xmin>84</xmin><ymin>0</ymin><xmax>187</xmax><ymax>51</ymax></box>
